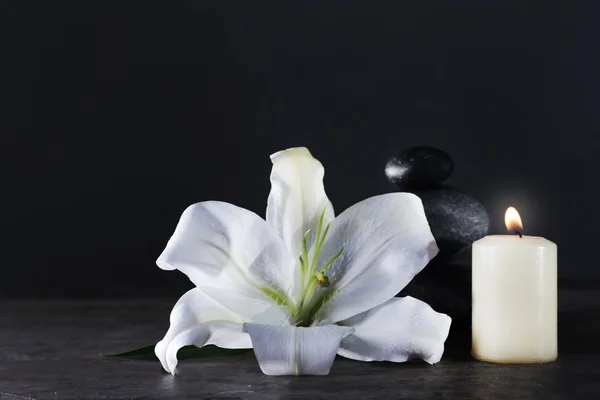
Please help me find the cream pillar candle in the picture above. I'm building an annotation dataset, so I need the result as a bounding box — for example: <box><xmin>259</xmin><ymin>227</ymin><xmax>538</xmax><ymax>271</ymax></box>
<box><xmin>472</xmin><ymin>207</ymin><xmax>557</xmax><ymax>364</ymax></box>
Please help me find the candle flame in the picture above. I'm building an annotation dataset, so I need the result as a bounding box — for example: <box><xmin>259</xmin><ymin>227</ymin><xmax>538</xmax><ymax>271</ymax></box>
<box><xmin>504</xmin><ymin>207</ymin><xmax>523</xmax><ymax>232</ymax></box>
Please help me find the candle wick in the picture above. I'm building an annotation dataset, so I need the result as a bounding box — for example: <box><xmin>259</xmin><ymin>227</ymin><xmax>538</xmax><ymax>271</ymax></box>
<box><xmin>515</xmin><ymin>230</ymin><xmax>523</xmax><ymax>238</ymax></box>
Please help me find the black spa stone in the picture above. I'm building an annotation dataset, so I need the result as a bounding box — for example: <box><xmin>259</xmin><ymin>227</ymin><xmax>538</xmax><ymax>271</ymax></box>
<box><xmin>385</xmin><ymin>146</ymin><xmax>454</xmax><ymax>188</ymax></box>
<box><xmin>399</xmin><ymin>185</ymin><xmax>489</xmax><ymax>319</ymax></box>
<box><xmin>413</xmin><ymin>185</ymin><xmax>489</xmax><ymax>261</ymax></box>
<box><xmin>384</xmin><ymin>147</ymin><xmax>489</xmax><ymax>319</ymax></box>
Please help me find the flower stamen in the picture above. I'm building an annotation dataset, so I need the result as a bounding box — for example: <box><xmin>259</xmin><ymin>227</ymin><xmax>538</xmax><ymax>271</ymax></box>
<box><xmin>318</xmin><ymin>245</ymin><xmax>344</xmax><ymax>276</ymax></box>
<box><xmin>293</xmin><ymin>205</ymin><xmax>346</xmax><ymax>326</ymax></box>
<box><xmin>300</xmin><ymin>229</ymin><xmax>311</xmax><ymax>283</ymax></box>
<box><xmin>316</xmin><ymin>276</ymin><xmax>330</xmax><ymax>288</ymax></box>
<box><xmin>315</xmin><ymin>271</ymin><xmax>330</xmax><ymax>288</ymax></box>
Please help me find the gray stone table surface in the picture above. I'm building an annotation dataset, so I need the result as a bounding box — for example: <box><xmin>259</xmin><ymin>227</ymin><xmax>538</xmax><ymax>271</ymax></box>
<box><xmin>1</xmin><ymin>283</ymin><xmax>599</xmax><ymax>400</ymax></box>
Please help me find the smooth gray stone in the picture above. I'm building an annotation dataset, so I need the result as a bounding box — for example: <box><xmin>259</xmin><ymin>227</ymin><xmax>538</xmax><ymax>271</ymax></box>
<box><xmin>1</xmin><ymin>290</ymin><xmax>599</xmax><ymax>399</ymax></box>
<box><xmin>385</xmin><ymin>146</ymin><xmax>454</xmax><ymax>188</ymax></box>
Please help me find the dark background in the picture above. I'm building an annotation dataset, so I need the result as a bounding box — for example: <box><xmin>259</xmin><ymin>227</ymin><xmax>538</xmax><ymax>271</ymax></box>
<box><xmin>2</xmin><ymin>1</ymin><xmax>598</xmax><ymax>297</ymax></box>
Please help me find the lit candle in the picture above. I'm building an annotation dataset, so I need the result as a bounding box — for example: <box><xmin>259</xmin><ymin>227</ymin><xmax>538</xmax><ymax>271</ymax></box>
<box><xmin>471</xmin><ymin>207</ymin><xmax>557</xmax><ymax>364</ymax></box>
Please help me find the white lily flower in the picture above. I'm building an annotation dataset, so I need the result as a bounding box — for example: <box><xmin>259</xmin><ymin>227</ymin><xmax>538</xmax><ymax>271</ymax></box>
<box><xmin>155</xmin><ymin>147</ymin><xmax>451</xmax><ymax>376</ymax></box>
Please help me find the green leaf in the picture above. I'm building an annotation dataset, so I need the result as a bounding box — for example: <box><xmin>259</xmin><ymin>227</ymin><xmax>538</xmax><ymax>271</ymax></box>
<box><xmin>102</xmin><ymin>344</ymin><xmax>252</xmax><ymax>361</ymax></box>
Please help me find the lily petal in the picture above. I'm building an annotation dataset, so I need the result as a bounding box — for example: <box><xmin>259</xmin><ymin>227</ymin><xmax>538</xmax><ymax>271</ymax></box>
<box><xmin>313</xmin><ymin>193</ymin><xmax>438</xmax><ymax>323</ymax></box>
<box><xmin>199</xmin><ymin>285</ymin><xmax>282</xmax><ymax>322</ymax></box>
<box><xmin>251</xmin><ymin>305</ymin><xmax>293</xmax><ymax>325</ymax></box>
<box><xmin>165</xmin><ymin>321</ymin><xmax>250</xmax><ymax>374</ymax></box>
<box><xmin>157</xmin><ymin>201</ymin><xmax>298</xmax><ymax>306</ymax></box>
<box><xmin>243</xmin><ymin>323</ymin><xmax>353</xmax><ymax>376</ymax></box>
<box><xmin>337</xmin><ymin>296</ymin><xmax>452</xmax><ymax>364</ymax></box>
<box><xmin>155</xmin><ymin>288</ymin><xmax>251</xmax><ymax>374</ymax></box>
<box><xmin>267</xmin><ymin>147</ymin><xmax>335</xmax><ymax>259</ymax></box>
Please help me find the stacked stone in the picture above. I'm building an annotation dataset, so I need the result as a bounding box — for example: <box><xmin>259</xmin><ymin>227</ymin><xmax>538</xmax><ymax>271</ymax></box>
<box><xmin>385</xmin><ymin>147</ymin><xmax>489</xmax><ymax>321</ymax></box>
